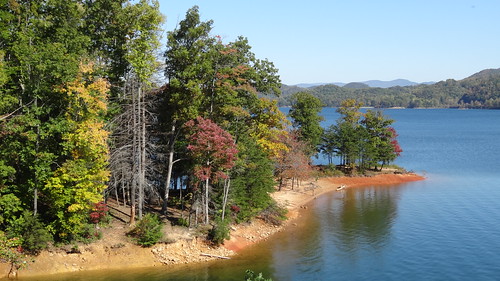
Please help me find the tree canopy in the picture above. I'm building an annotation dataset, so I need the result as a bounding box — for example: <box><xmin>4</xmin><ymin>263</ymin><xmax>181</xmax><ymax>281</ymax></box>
<box><xmin>321</xmin><ymin>99</ymin><xmax>402</xmax><ymax>173</ymax></box>
<box><xmin>288</xmin><ymin>92</ymin><xmax>324</xmax><ymax>154</ymax></box>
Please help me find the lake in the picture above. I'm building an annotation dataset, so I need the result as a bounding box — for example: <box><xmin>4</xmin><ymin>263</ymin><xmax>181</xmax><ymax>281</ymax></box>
<box><xmin>20</xmin><ymin>108</ymin><xmax>500</xmax><ymax>281</ymax></box>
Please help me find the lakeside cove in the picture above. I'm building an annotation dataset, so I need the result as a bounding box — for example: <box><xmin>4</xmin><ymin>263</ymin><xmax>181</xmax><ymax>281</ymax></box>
<box><xmin>1</xmin><ymin>172</ymin><xmax>424</xmax><ymax>279</ymax></box>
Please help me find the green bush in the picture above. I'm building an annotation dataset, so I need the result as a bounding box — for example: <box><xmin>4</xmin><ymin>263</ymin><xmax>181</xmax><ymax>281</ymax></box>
<box><xmin>176</xmin><ymin>217</ymin><xmax>189</xmax><ymax>227</ymax></box>
<box><xmin>128</xmin><ymin>213</ymin><xmax>163</xmax><ymax>247</ymax></box>
<box><xmin>78</xmin><ymin>223</ymin><xmax>102</xmax><ymax>244</ymax></box>
<box><xmin>208</xmin><ymin>218</ymin><xmax>230</xmax><ymax>246</ymax></box>
<box><xmin>0</xmin><ymin>231</ymin><xmax>28</xmax><ymax>271</ymax></box>
<box><xmin>318</xmin><ymin>164</ymin><xmax>345</xmax><ymax>177</ymax></box>
<box><xmin>7</xmin><ymin>211</ymin><xmax>52</xmax><ymax>255</ymax></box>
<box><xmin>245</xmin><ymin>270</ymin><xmax>273</xmax><ymax>281</ymax></box>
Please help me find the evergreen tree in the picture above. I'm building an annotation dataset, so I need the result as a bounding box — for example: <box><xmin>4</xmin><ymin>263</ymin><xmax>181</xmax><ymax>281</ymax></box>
<box><xmin>288</xmin><ymin>92</ymin><xmax>324</xmax><ymax>154</ymax></box>
<box><xmin>231</xmin><ymin>134</ymin><xmax>275</xmax><ymax>222</ymax></box>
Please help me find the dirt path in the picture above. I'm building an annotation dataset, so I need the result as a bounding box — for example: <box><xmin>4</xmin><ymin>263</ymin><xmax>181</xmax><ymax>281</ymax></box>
<box><xmin>1</xmin><ymin>173</ymin><xmax>424</xmax><ymax>279</ymax></box>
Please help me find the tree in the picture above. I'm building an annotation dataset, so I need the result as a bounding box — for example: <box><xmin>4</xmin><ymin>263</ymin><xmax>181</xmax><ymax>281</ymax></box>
<box><xmin>361</xmin><ymin>109</ymin><xmax>395</xmax><ymax>170</ymax></box>
<box><xmin>185</xmin><ymin>117</ymin><xmax>238</xmax><ymax>224</ymax></box>
<box><xmin>0</xmin><ymin>0</ymin><xmax>91</xmax><ymax>218</ymax></box>
<box><xmin>160</xmin><ymin>6</ymin><xmax>215</xmax><ymax>214</ymax></box>
<box><xmin>105</xmin><ymin>0</ymin><xmax>164</xmax><ymax>223</ymax></box>
<box><xmin>160</xmin><ymin>6</ymin><xmax>282</xmax><ymax>217</ymax></box>
<box><xmin>274</xmin><ymin>131</ymin><xmax>313</xmax><ymax>190</ymax></box>
<box><xmin>231</xmin><ymin>134</ymin><xmax>275</xmax><ymax>222</ymax></box>
<box><xmin>321</xmin><ymin>99</ymin><xmax>403</xmax><ymax>172</ymax></box>
<box><xmin>44</xmin><ymin>62</ymin><xmax>110</xmax><ymax>240</ymax></box>
<box><xmin>331</xmin><ymin>99</ymin><xmax>365</xmax><ymax>169</ymax></box>
<box><xmin>288</xmin><ymin>92</ymin><xmax>324</xmax><ymax>154</ymax></box>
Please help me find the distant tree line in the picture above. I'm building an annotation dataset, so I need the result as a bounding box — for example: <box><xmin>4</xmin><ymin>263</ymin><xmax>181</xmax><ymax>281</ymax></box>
<box><xmin>279</xmin><ymin>69</ymin><xmax>500</xmax><ymax>109</ymax></box>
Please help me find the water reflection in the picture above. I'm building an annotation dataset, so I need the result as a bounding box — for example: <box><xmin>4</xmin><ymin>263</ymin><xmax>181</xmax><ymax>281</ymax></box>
<box><xmin>328</xmin><ymin>186</ymin><xmax>401</xmax><ymax>257</ymax></box>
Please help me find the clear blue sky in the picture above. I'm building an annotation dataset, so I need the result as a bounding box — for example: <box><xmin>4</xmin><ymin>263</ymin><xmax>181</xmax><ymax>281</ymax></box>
<box><xmin>158</xmin><ymin>0</ymin><xmax>500</xmax><ymax>85</ymax></box>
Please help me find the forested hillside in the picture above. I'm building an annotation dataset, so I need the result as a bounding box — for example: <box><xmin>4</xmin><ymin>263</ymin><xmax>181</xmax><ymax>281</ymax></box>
<box><xmin>280</xmin><ymin>69</ymin><xmax>500</xmax><ymax>108</ymax></box>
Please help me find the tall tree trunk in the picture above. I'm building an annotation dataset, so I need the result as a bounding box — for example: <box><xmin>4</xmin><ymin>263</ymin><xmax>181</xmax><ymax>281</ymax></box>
<box><xmin>138</xmin><ymin>86</ymin><xmax>145</xmax><ymax>220</ymax></box>
<box><xmin>114</xmin><ymin>181</ymin><xmax>119</xmax><ymax>206</ymax></box>
<box><xmin>221</xmin><ymin>177</ymin><xmax>230</xmax><ymax>221</ymax></box>
<box><xmin>130</xmin><ymin>80</ymin><xmax>138</xmax><ymax>225</ymax></box>
<box><xmin>34</xmin><ymin>97</ymin><xmax>39</xmax><ymax>216</ymax></box>
<box><xmin>204</xmin><ymin>170</ymin><xmax>210</xmax><ymax>224</ymax></box>
<box><xmin>162</xmin><ymin>124</ymin><xmax>176</xmax><ymax>214</ymax></box>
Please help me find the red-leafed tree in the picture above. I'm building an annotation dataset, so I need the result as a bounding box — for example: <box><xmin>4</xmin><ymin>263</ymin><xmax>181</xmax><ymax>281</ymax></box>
<box><xmin>388</xmin><ymin>127</ymin><xmax>403</xmax><ymax>157</ymax></box>
<box><xmin>185</xmin><ymin>117</ymin><xmax>238</xmax><ymax>224</ymax></box>
<box><xmin>377</xmin><ymin>126</ymin><xmax>403</xmax><ymax>170</ymax></box>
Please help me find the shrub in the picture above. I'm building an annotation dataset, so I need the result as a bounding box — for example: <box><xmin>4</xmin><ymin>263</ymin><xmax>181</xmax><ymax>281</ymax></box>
<box><xmin>207</xmin><ymin>218</ymin><xmax>230</xmax><ymax>246</ymax></box>
<box><xmin>245</xmin><ymin>270</ymin><xmax>273</xmax><ymax>281</ymax></box>
<box><xmin>0</xmin><ymin>232</ymin><xmax>28</xmax><ymax>273</ymax></box>
<box><xmin>318</xmin><ymin>164</ymin><xmax>345</xmax><ymax>177</ymax></box>
<box><xmin>89</xmin><ymin>202</ymin><xmax>111</xmax><ymax>225</ymax></box>
<box><xmin>176</xmin><ymin>217</ymin><xmax>189</xmax><ymax>227</ymax></box>
<box><xmin>78</xmin><ymin>224</ymin><xmax>102</xmax><ymax>244</ymax></box>
<box><xmin>7</xmin><ymin>211</ymin><xmax>52</xmax><ymax>255</ymax></box>
<box><xmin>128</xmin><ymin>213</ymin><xmax>163</xmax><ymax>247</ymax></box>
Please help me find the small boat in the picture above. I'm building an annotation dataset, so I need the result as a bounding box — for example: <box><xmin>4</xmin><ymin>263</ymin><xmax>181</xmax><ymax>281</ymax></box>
<box><xmin>336</xmin><ymin>184</ymin><xmax>346</xmax><ymax>191</ymax></box>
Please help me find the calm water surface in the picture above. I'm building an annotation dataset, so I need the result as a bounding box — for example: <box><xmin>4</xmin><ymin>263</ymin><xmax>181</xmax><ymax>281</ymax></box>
<box><xmin>21</xmin><ymin>109</ymin><xmax>500</xmax><ymax>281</ymax></box>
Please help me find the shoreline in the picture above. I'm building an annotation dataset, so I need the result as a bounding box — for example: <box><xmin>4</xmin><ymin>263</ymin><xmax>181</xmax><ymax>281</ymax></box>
<box><xmin>223</xmin><ymin>172</ymin><xmax>425</xmax><ymax>252</ymax></box>
<box><xmin>1</xmin><ymin>173</ymin><xmax>424</xmax><ymax>279</ymax></box>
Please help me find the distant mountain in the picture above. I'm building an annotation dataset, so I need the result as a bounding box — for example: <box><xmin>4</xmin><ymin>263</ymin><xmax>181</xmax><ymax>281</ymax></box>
<box><xmin>361</xmin><ymin>79</ymin><xmax>418</xmax><ymax>88</ymax></box>
<box><xmin>343</xmin><ymin>82</ymin><xmax>370</xmax><ymax>89</ymax></box>
<box><xmin>279</xmin><ymin>68</ymin><xmax>500</xmax><ymax>109</ymax></box>
<box><xmin>464</xmin><ymin>68</ymin><xmax>500</xmax><ymax>80</ymax></box>
<box><xmin>294</xmin><ymin>79</ymin><xmax>434</xmax><ymax>89</ymax></box>
<box><xmin>294</xmin><ymin>82</ymin><xmax>345</xmax><ymax>88</ymax></box>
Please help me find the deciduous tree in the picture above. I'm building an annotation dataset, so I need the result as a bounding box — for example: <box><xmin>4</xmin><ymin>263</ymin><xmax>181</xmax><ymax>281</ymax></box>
<box><xmin>185</xmin><ymin>117</ymin><xmax>238</xmax><ymax>224</ymax></box>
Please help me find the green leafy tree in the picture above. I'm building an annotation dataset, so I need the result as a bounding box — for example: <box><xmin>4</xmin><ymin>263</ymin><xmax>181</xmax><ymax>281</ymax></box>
<box><xmin>321</xmin><ymin>99</ymin><xmax>402</xmax><ymax>172</ymax></box>
<box><xmin>288</xmin><ymin>92</ymin><xmax>324</xmax><ymax>154</ymax></box>
<box><xmin>361</xmin><ymin>110</ymin><xmax>395</xmax><ymax>170</ymax></box>
<box><xmin>160</xmin><ymin>6</ymin><xmax>215</xmax><ymax>212</ymax></box>
<box><xmin>231</xmin><ymin>134</ymin><xmax>275</xmax><ymax>222</ymax></box>
<box><xmin>161</xmin><ymin>6</ymin><xmax>283</xmax><ymax>222</ymax></box>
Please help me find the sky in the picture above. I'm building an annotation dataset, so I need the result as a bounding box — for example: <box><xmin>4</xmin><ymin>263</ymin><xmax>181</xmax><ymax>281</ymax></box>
<box><xmin>158</xmin><ymin>0</ymin><xmax>500</xmax><ymax>85</ymax></box>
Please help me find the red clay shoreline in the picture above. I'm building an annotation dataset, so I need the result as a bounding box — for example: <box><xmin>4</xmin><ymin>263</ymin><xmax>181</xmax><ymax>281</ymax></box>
<box><xmin>1</xmin><ymin>173</ymin><xmax>424</xmax><ymax>279</ymax></box>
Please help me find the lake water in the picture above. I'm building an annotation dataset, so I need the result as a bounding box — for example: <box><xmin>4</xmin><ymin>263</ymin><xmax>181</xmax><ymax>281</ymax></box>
<box><xmin>20</xmin><ymin>109</ymin><xmax>500</xmax><ymax>281</ymax></box>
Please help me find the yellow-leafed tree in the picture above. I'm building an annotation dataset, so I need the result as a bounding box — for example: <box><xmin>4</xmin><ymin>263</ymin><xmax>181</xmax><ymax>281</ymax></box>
<box><xmin>44</xmin><ymin>62</ymin><xmax>110</xmax><ymax>240</ymax></box>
